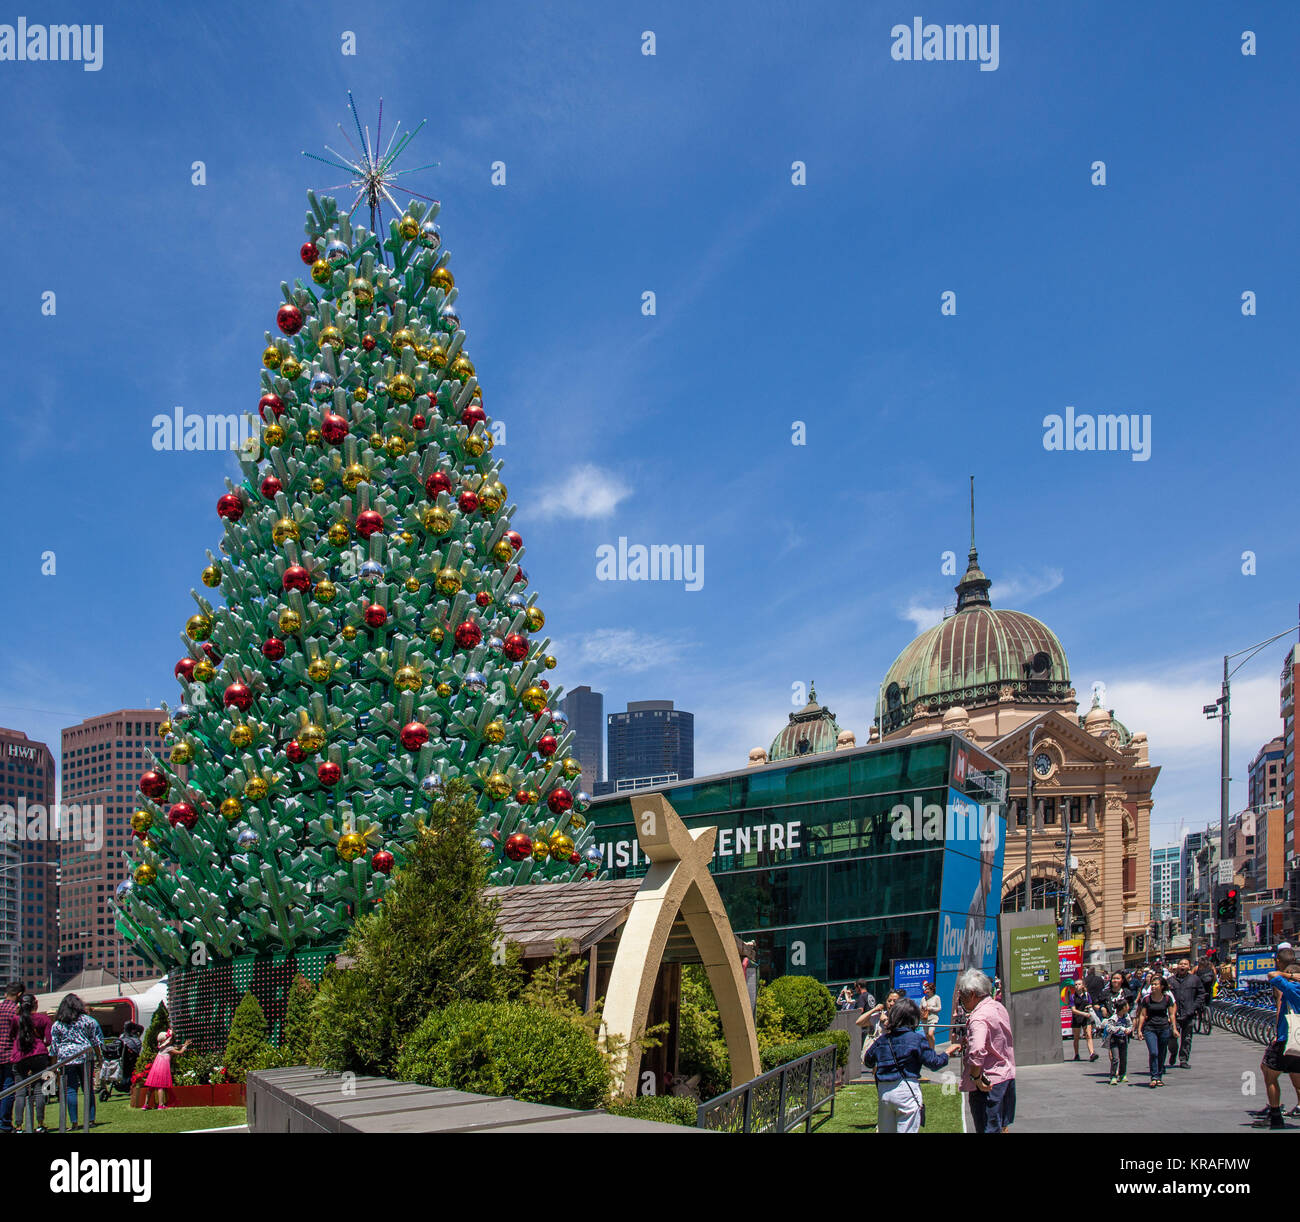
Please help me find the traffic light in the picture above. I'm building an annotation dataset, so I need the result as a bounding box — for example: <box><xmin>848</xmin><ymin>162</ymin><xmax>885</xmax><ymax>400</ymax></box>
<box><xmin>1216</xmin><ymin>886</ymin><xmax>1239</xmax><ymax>921</ymax></box>
<box><xmin>1135</xmin><ymin>934</ymin><xmax>1145</xmax><ymax>952</ymax></box>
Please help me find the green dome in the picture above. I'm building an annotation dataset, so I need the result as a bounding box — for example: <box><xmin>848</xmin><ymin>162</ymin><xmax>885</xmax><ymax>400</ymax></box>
<box><xmin>769</xmin><ymin>683</ymin><xmax>842</xmax><ymax>761</ymax></box>
<box><xmin>878</xmin><ymin>548</ymin><xmax>1071</xmax><ymax>734</ymax></box>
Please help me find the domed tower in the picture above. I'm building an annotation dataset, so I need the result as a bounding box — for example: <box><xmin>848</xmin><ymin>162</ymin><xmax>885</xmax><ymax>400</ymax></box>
<box><xmin>877</xmin><ymin>489</ymin><xmax>1075</xmax><ymax>742</ymax></box>
<box><xmin>767</xmin><ymin>683</ymin><xmax>843</xmax><ymax>762</ymax></box>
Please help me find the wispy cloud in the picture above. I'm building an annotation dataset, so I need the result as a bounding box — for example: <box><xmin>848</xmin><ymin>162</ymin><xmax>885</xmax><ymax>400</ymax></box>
<box><xmin>533</xmin><ymin>463</ymin><xmax>631</xmax><ymax>520</ymax></box>
<box><xmin>555</xmin><ymin>628</ymin><xmax>690</xmax><ymax>675</ymax></box>
<box><xmin>990</xmin><ymin>568</ymin><xmax>1065</xmax><ymax>605</ymax></box>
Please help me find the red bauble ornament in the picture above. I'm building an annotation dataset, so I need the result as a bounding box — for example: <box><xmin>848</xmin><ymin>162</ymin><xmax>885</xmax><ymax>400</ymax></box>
<box><xmin>537</xmin><ymin>734</ymin><xmax>558</xmax><ymax>757</ymax></box>
<box><xmin>317</xmin><ymin>760</ymin><xmax>341</xmax><ymax>786</ymax></box>
<box><xmin>512</xmin><ymin>567</ymin><xmax>528</xmax><ymax>585</ymax></box>
<box><xmin>261</xmin><ymin>477</ymin><xmax>283</xmax><ymax>501</ymax></box>
<box><xmin>223</xmin><ymin>683</ymin><xmax>253</xmax><ymax>712</ymax></box>
<box><xmin>139</xmin><ymin>771</ymin><xmax>167</xmax><ymax>800</ymax></box>
<box><xmin>361</xmin><ymin>334</ymin><xmax>377</xmax><ymax>351</ymax></box>
<box><xmin>299</xmin><ymin>241</ymin><xmax>318</xmax><ymax>265</ymax></box>
<box><xmin>412</xmin><ymin>413</ymin><xmax>427</xmax><ymax>430</ymax></box>
<box><xmin>217</xmin><ymin>493</ymin><xmax>244</xmax><ymax>522</ymax></box>
<box><xmin>174</xmin><ymin>657</ymin><xmax>197</xmax><ymax>682</ymax></box>
<box><xmin>515</xmin><ymin>789</ymin><xmax>532</xmax><ymax>805</ymax></box>
<box><xmin>569</xmin><ymin>852</ymin><xmax>581</xmax><ymax>866</ymax></box>
<box><xmin>583</xmin><ymin>870</ymin><xmax>595</xmax><ymax>880</ymax></box>
<box><xmin>505</xmin><ymin>530</ymin><xmax>523</xmax><ymax>551</ymax></box>
<box><xmin>425</xmin><ymin>471</ymin><xmax>452</xmax><ymax>498</ymax></box>
<box><xmin>371</xmin><ymin>850</ymin><xmax>395</xmax><ymax>874</ymax></box>
<box><xmin>502</xmin><ymin>633</ymin><xmax>529</xmax><ymax>662</ymax></box>
<box><xmin>201</xmin><ymin>642</ymin><xmax>222</xmax><ymax>662</ymax></box>
<box><xmin>454</xmin><ymin>620</ymin><xmax>482</xmax><ymax>649</ymax></box>
<box><xmin>321</xmin><ymin>412</ymin><xmax>349</xmax><ymax>444</ymax></box>
<box><xmin>276</xmin><ymin>303</ymin><xmax>305</xmax><ymax>335</ymax></box>
<box><xmin>538</xmin><ymin>679</ymin><xmax>550</xmax><ymax>691</ymax></box>
<box><xmin>282</xmin><ymin>565</ymin><xmax>311</xmax><ymax>593</ymax></box>
<box><xmin>400</xmin><ymin>721</ymin><xmax>430</xmax><ymax>751</ymax></box>
<box><xmin>286</xmin><ymin>739</ymin><xmax>306</xmax><ymax>763</ymax></box>
<box><xmin>261</xmin><ymin>637</ymin><xmax>286</xmax><ymax>661</ymax></box>
<box><xmin>167</xmin><ymin>803</ymin><xmax>198</xmax><ymax>830</ymax></box>
<box><xmin>355</xmin><ymin>509</ymin><xmax>384</xmax><ymax>538</ymax></box>
<box><xmin>258</xmin><ymin>393</ymin><xmax>284</xmax><ymax>421</ymax></box>
<box><xmin>460</xmin><ymin>403</ymin><xmax>486</xmax><ymax>429</ymax></box>
<box><xmin>474</xmin><ymin>591</ymin><xmax>492</xmax><ymax>608</ymax></box>
<box><xmin>504</xmin><ymin>833</ymin><xmax>533</xmax><ymax>862</ymax></box>
<box><xmin>457</xmin><ymin>490</ymin><xmax>479</xmax><ymax>515</ymax></box>
<box><xmin>363</xmin><ymin>603</ymin><xmax>388</xmax><ymax>628</ymax></box>
<box><xmin>547</xmin><ymin>787</ymin><xmax>573</xmax><ymax>814</ymax></box>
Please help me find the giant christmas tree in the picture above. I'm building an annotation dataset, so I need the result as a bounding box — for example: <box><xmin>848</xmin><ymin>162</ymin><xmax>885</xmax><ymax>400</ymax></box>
<box><xmin>116</xmin><ymin>107</ymin><xmax>599</xmax><ymax>972</ymax></box>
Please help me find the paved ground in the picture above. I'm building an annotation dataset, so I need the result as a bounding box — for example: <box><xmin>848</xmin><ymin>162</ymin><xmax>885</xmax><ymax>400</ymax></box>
<box><xmin>1008</xmin><ymin>1027</ymin><xmax>1300</xmax><ymax>1133</ymax></box>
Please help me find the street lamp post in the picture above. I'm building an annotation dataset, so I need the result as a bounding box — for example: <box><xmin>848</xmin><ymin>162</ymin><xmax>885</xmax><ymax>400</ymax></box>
<box><xmin>1025</xmin><ymin>724</ymin><xmax>1041</xmax><ymax>912</ymax></box>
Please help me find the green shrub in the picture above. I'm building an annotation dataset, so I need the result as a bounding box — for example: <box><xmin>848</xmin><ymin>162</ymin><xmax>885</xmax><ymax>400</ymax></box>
<box><xmin>250</xmin><ymin>1042</ymin><xmax>299</xmax><ymax>1071</ymax></box>
<box><xmin>223</xmin><ymin>992</ymin><xmax>268</xmax><ymax>1084</ymax></box>
<box><xmin>395</xmin><ymin>1001</ymin><xmax>611</xmax><ymax>1110</ymax></box>
<box><xmin>144</xmin><ymin>1001</ymin><xmax>169</xmax><ymax>1056</ymax></box>
<box><xmin>764</xmin><ymin>975</ymin><xmax>835</xmax><ymax>1039</ymax></box>
<box><xmin>313</xmin><ymin>782</ymin><xmax>506</xmax><ymax>1076</ymax></box>
<box><xmin>607</xmin><ymin>1094</ymin><xmax>698</xmax><ymax>1126</ymax></box>
<box><xmin>172</xmin><ymin>1049</ymin><xmax>225</xmax><ymax>1086</ymax></box>
<box><xmin>761</xmin><ymin>1029</ymin><xmax>849</xmax><ymax>1072</ymax></box>
<box><xmin>677</xmin><ymin>967</ymin><xmax>730</xmax><ymax>1100</ymax></box>
<box><xmin>279</xmin><ymin>974</ymin><xmax>317</xmax><ymax>1062</ymax></box>
<box><xmin>753</xmin><ymin>987</ymin><xmax>794</xmax><ymax>1050</ymax></box>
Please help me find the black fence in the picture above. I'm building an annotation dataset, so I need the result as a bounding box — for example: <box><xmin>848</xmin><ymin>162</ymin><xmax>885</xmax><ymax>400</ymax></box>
<box><xmin>697</xmin><ymin>1044</ymin><xmax>837</xmax><ymax>1132</ymax></box>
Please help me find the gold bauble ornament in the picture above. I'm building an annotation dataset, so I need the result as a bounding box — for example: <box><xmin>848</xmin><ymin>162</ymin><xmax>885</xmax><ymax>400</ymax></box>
<box><xmin>297</xmin><ymin>723</ymin><xmax>326</xmax><ymax>753</ymax></box>
<box><xmin>350</xmin><ymin>278</ymin><xmax>374</xmax><ymax>306</ymax></box>
<box><xmin>491</xmin><ymin>480</ymin><xmax>507</xmax><ymax>502</ymax></box>
<box><xmin>353</xmin><ymin>385</ymin><xmax>368</xmax><ymax>403</ymax></box>
<box><xmin>562</xmin><ymin>757</ymin><xmax>582</xmax><ymax>781</ymax></box>
<box><xmin>521</xmin><ymin>686</ymin><xmax>547</xmax><ymax>713</ymax></box>
<box><xmin>368</xmin><ymin>432</ymin><xmax>385</xmax><ymax>449</ymax></box>
<box><xmin>311</xmin><ymin>259</ymin><xmax>332</xmax><ymax>286</ymax></box>
<box><xmin>463</xmin><ymin>434</ymin><xmax>486</xmax><ymax>458</ymax></box>
<box><xmin>327</xmin><ymin>522</ymin><xmax>350</xmax><ymax>547</ymax></box>
<box><xmin>394</xmin><ymin>665</ymin><xmax>422</xmax><ymax>692</ymax></box>
<box><xmin>244</xmin><ymin>776</ymin><xmax>269</xmax><ymax>800</ymax></box>
<box><xmin>525</xmin><ymin>606</ymin><xmax>546</xmax><ymax>632</ymax></box>
<box><xmin>304</xmin><ymin>427</ymin><xmax>322</xmax><ymax>445</ymax></box>
<box><xmin>263</xmin><ymin>423</ymin><xmax>286</xmax><ymax>447</ymax></box>
<box><xmin>485</xmin><ymin>772</ymin><xmax>512</xmax><ymax>800</ymax></box>
<box><xmin>307</xmin><ymin>658</ymin><xmax>332</xmax><ymax>683</ymax></box>
<box><xmin>341</xmin><ymin>463</ymin><xmax>368</xmax><ymax>491</ymax></box>
<box><xmin>185</xmin><ymin>615</ymin><xmax>212</xmax><ymax>641</ymax></box>
<box><xmin>280</xmin><ymin>355</ymin><xmax>303</xmax><ymax>380</ymax></box>
<box><xmin>423</xmin><ymin>506</ymin><xmax>454</xmax><ymax>536</ymax></box>
<box><xmin>337</xmin><ymin>831</ymin><xmax>367</xmax><ymax>862</ymax></box>
<box><xmin>429</xmin><ymin>266</ymin><xmax>455</xmax><ymax>292</ymax></box>
<box><xmin>169</xmin><ymin>742</ymin><xmax>194</xmax><ymax>766</ymax></box>
<box><xmin>134</xmin><ymin>864</ymin><xmax>157</xmax><ymax>886</ymax></box>
<box><xmin>158</xmin><ymin>719</ymin><xmax>172</xmax><ymax>738</ymax></box>
<box><xmin>543</xmin><ymin>655</ymin><xmax>558</xmax><ymax>670</ymax></box>
<box><xmin>386</xmin><ymin>434</ymin><xmax>410</xmax><ymax>458</ymax></box>
<box><xmin>531</xmin><ymin>838</ymin><xmax>551</xmax><ymax>863</ymax></box>
<box><xmin>404</xmin><ymin>576</ymin><xmax>421</xmax><ymax>594</ymax></box>
<box><xmin>131</xmin><ymin>810</ymin><xmax>153</xmax><ymax>834</ymax></box>
<box><xmin>483</xmin><ymin>431</ymin><xmax>495</xmax><ymax>451</ymax></box>
<box><xmin>341</xmin><ymin>625</ymin><xmax>359</xmax><ymax>641</ymax></box>
<box><xmin>272</xmin><ymin>516</ymin><xmax>300</xmax><ymax>544</ymax></box>
<box><xmin>201</xmin><ymin>564</ymin><xmax>222</xmax><ymax>588</ymax></box>
<box><xmin>428</xmin><ymin>625</ymin><xmax>446</xmax><ymax>646</ymax></box>
<box><xmin>435</xmin><ymin>566</ymin><xmax>462</xmax><ymax>596</ymax></box>
<box><xmin>399</xmin><ymin>213</ymin><xmax>421</xmax><ymax>241</ymax></box>
<box><xmin>278</xmin><ymin>609</ymin><xmax>301</xmax><ymax>634</ymax></box>
<box><xmin>193</xmin><ymin>659</ymin><xmax>215</xmax><ymax>683</ymax></box>
<box><xmin>262</xmin><ymin>345</ymin><xmax>282</xmax><ymax>369</ymax></box>
<box><xmin>229</xmin><ymin>725</ymin><xmax>254</xmax><ymax>748</ymax></box>
<box><xmin>392</xmin><ymin>327</ymin><xmax>417</xmax><ymax>351</ymax></box>
<box><xmin>491</xmin><ymin>539</ymin><xmax>514</xmax><ymax>563</ymax></box>
<box><xmin>427</xmin><ymin>343</ymin><xmax>448</xmax><ymax>369</ymax></box>
<box><xmin>314</xmin><ymin>579</ymin><xmax>337</xmax><ymax>604</ymax></box>
<box><xmin>478</xmin><ymin>487</ymin><xmax>503</xmax><ymax>514</ymax></box>
<box><xmin>450</xmin><ymin>355</ymin><xmax>475</xmax><ymax>381</ymax></box>
<box><xmin>483</xmin><ymin>720</ymin><xmax>506</xmax><ymax>745</ymax></box>
<box><xmin>568</xmin><ymin>811</ymin><xmax>587</xmax><ymax>830</ymax></box>
<box><xmin>414</xmin><ymin>343</ymin><xmax>431</xmax><ymax>362</ymax></box>
<box><xmin>319</xmin><ymin>325</ymin><xmax>344</xmax><ymax>351</ymax></box>
<box><xmin>549</xmin><ymin>833</ymin><xmax>574</xmax><ymax>861</ymax></box>
<box><xmin>310</xmin><ymin>477</ymin><xmax>326</xmax><ymax>494</ymax></box>
<box><xmin>435</xmin><ymin>681</ymin><xmax>453</xmax><ymax>698</ymax></box>
<box><xmin>399</xmin><ymin>530</ymin><xmax>414</xmax><ymax>545</ymax></box>
<box><xmin>220</xmin><ymin>797</ymin><xmax>243</xmax><ymax>822</ymax></box>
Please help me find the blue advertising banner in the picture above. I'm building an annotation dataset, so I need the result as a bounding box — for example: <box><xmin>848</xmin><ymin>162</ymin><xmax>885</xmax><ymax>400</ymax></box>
<box><xmin>1236</xmin><ymin>947</ymin><xmax>1276</xmax><ymax>988</ymax></box>
<box><xmin>893</xmin><ymin>957</ymin><xmax>936</xmax><ymax>1001</ymax></box>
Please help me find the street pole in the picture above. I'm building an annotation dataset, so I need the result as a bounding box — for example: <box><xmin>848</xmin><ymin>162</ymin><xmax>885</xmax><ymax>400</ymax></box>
<box><xmin>1026</xmin><ymin>725</ymin><xmax>1039</xmax><ymax>912</ymax></box>
<box><xmin>1218</xmin><ymin>654</ymin><xmax>1230</xmax><ymax>955</ymax></box>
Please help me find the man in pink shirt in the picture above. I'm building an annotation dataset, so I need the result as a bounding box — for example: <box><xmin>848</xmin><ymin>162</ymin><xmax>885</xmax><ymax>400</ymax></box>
<box><xmin>945</xmin><ymin>968</ymin><xmax>1016</xmax><ymax>1133</ymax></box>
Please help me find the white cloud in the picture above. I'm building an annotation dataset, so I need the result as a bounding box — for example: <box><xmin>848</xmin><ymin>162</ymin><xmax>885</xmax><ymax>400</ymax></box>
<box><xmin>556</xmin><ymin>628</ymin><xmax>689</xmax><ymax>675</ymax></box>
<box><xmin>533</xmin><ymin>463</ymin><xmax>630</xmax><ymax>520</ymax></box>
<box><xmin>899</xmin><ymin>601</ymin><xmax>946</xmax><ymax>634</ymax></box>
<box><xmin>990</xmin><ymin>568</ymin><xmax>1064</xmax><ymax>604</ymax></box>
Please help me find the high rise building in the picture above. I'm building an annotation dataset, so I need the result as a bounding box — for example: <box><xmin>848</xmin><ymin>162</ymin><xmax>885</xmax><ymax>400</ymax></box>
<box><xmin>1282</xmin><ymin>646</ymin><xmax>1297</xmax><ymax>864</ymax></box>
<box><xmin>602</xmin><ymin>701</ymin><xmax>694</xmax><ymax>796</ymax></box>
<box><xmin>1248</xmin><ymin>736</ymin><xmax>1285</xmax><ymax>814</ymax></box>
<box><xmin>560</xmin><ymin>686</ymin><xmax>604</xmax><ymax>795</ymax></box>
<box><xmin>1150</xmin><ymin>844</ymin><xmax>1182</xmax><ymax>925</ymax></box>
<box><xmin>60</xmin><ymin>710</ymin><xmax>165</xmax><ymax>982</ymax></box>
<box><xmin>1181</xmin><ymin>830</ymin><xmax>1208</xmax><ymax>933</ymax></box>
<box><xmin>0</xmin><ymin>729</ymin><xmax>57</xmax><ymax>987</ymax></box>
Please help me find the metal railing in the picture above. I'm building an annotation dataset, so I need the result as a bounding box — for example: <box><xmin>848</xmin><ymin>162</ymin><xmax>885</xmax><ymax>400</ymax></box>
<box><xmin>697</xmin><ymin>1045</ymin><xmax>837</xmax><ymax>1133</ymax></box>
<box><xmin>1206</xmin><ymin>990</ymin><xmax>1277</xmax><ymax>1046</ymax></box>
<box><xmin>0</xmin><ymin>1048</ymin><xmax>97</xmax><ymax>1133</ymax></box>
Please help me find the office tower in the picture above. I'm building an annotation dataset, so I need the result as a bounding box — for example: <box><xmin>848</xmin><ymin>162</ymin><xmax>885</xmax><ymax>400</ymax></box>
<box><xmin>1149</xmin><ymin>843</ymin><xmax>1182</xmax><ymax>924</ymax></box>
<box><xmin>60</xmin><ymin>710</ymin><xmax>165</xmax><ymax>982</ymax></box>
<box><xmin>604</xmin><ymin>700</ymin><xmax>694</xmax><ymax>795</ymax></box>
<box><xmin>0</xmin><ymin>729</ymin><xmax>57</xmax><ymax>987</ymax></box>
<box><xmin>560</xmin><ymin>686</ymin><xmax>604</xmax><ymax>795</ymax></box>
<box><xmin>1248</xmin><ymin>736</ymin><xmax>1285</xmax><ymax>815</ymax></box>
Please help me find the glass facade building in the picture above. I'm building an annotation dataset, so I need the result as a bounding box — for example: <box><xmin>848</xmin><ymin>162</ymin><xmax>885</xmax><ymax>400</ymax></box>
<box><xmin>588</xmin><ymin>730</ymin><xmax>1007</xmax><ymax>1037</ymax></box>
<box><xmin>602</xmin><ymin>700</ymin><xmax>694</xmax><ymax>794</ymax></box>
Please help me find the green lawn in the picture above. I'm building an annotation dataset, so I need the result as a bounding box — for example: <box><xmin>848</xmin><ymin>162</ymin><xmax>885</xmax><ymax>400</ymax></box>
<box><xmin>812</xmin><ymin>1082</ymin><xmax>963</xmax><ymax>1134</ymax></box>
<box><xmin>68</xmin><ymin>1094</ymin><xmax>247</xmax><ymax>1134</ymax></box>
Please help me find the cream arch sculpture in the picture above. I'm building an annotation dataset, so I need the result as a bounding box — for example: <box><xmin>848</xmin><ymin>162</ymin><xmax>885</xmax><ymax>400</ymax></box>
<box><xmin>599</xmin><ymin>792</ymin><xmax>762</xmax><ymax>1098</ymax></box>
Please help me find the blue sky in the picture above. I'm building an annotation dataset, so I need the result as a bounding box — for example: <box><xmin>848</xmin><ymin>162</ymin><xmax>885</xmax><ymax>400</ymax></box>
<box><xmin>0</xmin><ymin>1</ymin><xmax>1296</xmax><ymax>848</ymax></box>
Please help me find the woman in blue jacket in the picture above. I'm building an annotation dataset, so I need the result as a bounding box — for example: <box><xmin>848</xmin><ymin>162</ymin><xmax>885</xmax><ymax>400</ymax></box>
<box><xmin>862</xmin><ymin>998</ymin><xmax>950</xmax><ymax>1133</ymax></box>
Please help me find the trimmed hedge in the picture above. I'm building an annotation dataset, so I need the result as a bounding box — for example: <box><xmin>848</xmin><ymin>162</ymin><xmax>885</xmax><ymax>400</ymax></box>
<box><xmin>606</xmin><ymin>1094</ymin><xmax>698</xmax><ymax>1127</ymax></box>
<box><xmin>764</xmin><ymin>976</ymin><xmax>836</xmax><ymax>1039</ymax></box>
<box><xmin>394</xmin><ymin>1001</ymin><xmax>610</xmax><ymax>1111</ymax></box>
<box><xmin>761</xmin><ymin>1028</ymin><xmax>850</xmax><ymax>1073</ymax></box>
